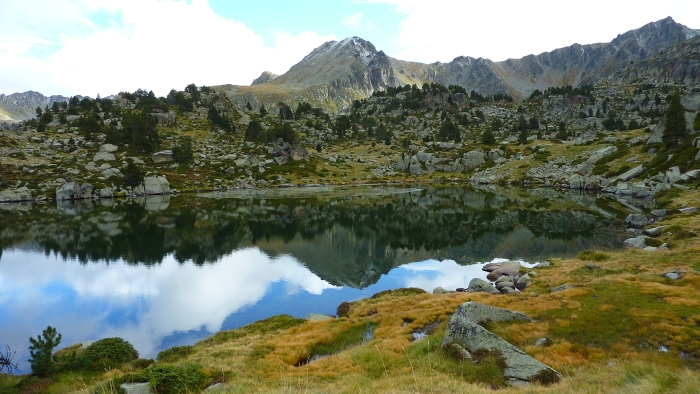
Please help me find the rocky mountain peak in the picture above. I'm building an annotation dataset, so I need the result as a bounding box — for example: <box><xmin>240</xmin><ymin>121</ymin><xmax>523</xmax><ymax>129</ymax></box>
<box><xmin>251</xmin><ymin>71</ymin><xmax>279</xmax><ymax>85</ymax></box>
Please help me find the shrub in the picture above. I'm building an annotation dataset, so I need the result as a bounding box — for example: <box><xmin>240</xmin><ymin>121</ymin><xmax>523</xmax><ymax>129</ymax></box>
<box><xmin>337</xmin><ymin>302</ymin><xmax>353</xmax><ymax>318</ymax></box>
<box><xmin>142</xmin><ymin>364</ymin><xmax>208</xmax><ymax>394</ymax></box>
<box><xmin>84</xmin><ymin>338</ymin><xmax>138</xmax><ymax>368</ymax></box>
<box><xmin>122</xmin><ymin>161</ymin><xmax>145</xmax><ymax>187</ymax></box>
<box><xmin>157</xmin><ymin>346</ymin><xmax>194</xmax><ymax>363</ymax></box>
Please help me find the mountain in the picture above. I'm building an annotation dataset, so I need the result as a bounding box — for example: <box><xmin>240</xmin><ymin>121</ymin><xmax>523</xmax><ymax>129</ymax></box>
<box><xmin>0</xmin><ymin>91</ymin><xmax>69</xmax><ymax>121</ymax></box>
<box><xmin>609</xmin><ymin>35</ymin><xmax>700</xmax><ymax>86</ymax></box>
<box><xmin>1</xmin><ymin>17</ymin><xmax>698</xmax><ymax>119</ymax></box>
<box><xmin>216</xmin><ymin>17</ymin><xmax>698</xmax><ymax>112</ymax></box>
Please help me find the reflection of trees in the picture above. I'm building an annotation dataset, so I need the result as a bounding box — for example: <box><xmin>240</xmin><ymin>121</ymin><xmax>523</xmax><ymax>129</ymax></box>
<box><xmin>0</xmin><ymin>187</ymin><xmax>627</xmax><ymax>287</ymax></box>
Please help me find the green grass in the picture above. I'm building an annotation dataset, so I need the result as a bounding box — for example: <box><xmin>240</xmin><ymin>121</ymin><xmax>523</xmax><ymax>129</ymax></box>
<box><xmin>578</xmin><ymin>250</ymin><xmax>610</xmax><ymax>262</ymax></box>
<box><xmin>301</xmin><ymin>322</ymin><xmax>377</xmax><ymax>365</ymax></box>
<box><xmin>197</xmin><ymin>315</ymin><xmax>305</xmax><ymax>346</ymax></box>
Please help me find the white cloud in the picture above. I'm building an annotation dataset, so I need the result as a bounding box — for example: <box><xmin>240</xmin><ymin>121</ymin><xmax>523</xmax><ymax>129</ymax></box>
<box><xmin>371</xmin><ymin>0</ymin><xmax>700</xmax><ymax>63</ymax></box>
<box><xmin>0</xmin><ymin>0</ymin><xmax>336</xmax><ymax>97</ymax></box>
<box><xmin>0</xmin><ymin>247</ymin><xmax>337</xmax><ymax>358</ymax></box>
<box><xmin>342</xmin><ymin>12</ymin><xmax>376</xmax><ymax>32</ymax></box>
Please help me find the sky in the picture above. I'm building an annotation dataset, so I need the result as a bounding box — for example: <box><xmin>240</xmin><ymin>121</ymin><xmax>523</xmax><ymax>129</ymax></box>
<box><xmin>0</xmin><ymin>0</ymin><xmax>698</xmax><ymax>97</ymax></box>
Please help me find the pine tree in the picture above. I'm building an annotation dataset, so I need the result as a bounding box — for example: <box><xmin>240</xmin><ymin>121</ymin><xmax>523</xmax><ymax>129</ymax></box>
<box><xmin>28</xmin><ymin>326</ymin><xmax>61</xmax><ymax>377</ymax></box>
<box><xmin>663</xmin><ymin>92</ymin><xmax>687</xmax><ymax>148</ymax></box>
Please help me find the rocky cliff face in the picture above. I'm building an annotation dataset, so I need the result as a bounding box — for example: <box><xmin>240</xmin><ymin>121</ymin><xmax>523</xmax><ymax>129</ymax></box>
<box><xmin>488</xmin><ymin>16</ymin><xmax>700</xmax><ymax>98</ymax></box>
<box><xmin>609</xmin><ymin>35</ymin><xmax>700</xmax><ymax>86</ymax></box>
<box><xmin>0</xmin><ymin>91</ymin><xmax>69</xmax><ymax>121</ymax></box>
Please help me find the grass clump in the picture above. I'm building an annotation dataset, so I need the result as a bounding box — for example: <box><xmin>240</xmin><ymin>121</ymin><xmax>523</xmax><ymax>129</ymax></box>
<box><xmin>578</xmin><ymin>250</ymin><xmax>610</xmax><ymax>262</ymax></box>
<box><xmin>157</xmin><ymin>345</ymin><xmax>194</xmax><ymax>363</ymax></box>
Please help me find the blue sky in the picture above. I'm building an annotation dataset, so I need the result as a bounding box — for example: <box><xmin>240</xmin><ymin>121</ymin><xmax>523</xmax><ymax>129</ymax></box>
<box><xmin>0</xmin><ymin>0</ymin><xmax>698</xmax><ymax>97</ymax></box>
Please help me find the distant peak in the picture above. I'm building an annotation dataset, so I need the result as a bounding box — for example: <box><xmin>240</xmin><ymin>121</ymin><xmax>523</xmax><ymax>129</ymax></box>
<box><xmin>251</xmin><ymin>71</ymin><xmax>279</xmax><ymax>86</ymax></box>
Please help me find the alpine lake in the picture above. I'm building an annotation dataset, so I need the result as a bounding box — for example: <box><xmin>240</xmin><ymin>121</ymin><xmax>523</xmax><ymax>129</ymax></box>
<box><xmin>0</xmin><ymin>184</ymin><xmax>646</xmax><ymax>369</ymax></box>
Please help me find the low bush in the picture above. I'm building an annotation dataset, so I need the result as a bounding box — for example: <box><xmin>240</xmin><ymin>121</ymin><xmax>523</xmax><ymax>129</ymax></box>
<box><xmin>84</xmin><ymin>338</ymin><xmax>138</xmax><ymax>369</ymax></box>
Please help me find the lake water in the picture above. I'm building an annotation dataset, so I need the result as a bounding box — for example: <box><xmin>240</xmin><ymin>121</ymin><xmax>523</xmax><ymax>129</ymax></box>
<box><xmin>0</xmin><ymin>185</ymin><xmax>632</xmax><ymax>372</ymax></box>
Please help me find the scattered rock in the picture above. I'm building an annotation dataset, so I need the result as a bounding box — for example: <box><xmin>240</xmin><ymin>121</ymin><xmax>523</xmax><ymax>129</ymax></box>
<box><xmin>93</xmin><ymin>151</ymin><xmax>116</xmax><ymax>162</ymax></box>
<box><xmin>586</xmin><ymin>263</ymin><xmax>601</xmax><ymax>270</ymax></box>
<box><xmin>550</xmin><ymin>284</ymin><xmax>573</xmax><ymax>293</ymax></box>
<box><xmin>467</xmin><ymin>278</ymin><xmax>500</xmax><ymax>294</ymax></box>
<box><xmin>433</xmin><ymin>287</ymin><xmax>456</xmax><ymax>294</ymax></box>
<box><xmin>535</xmin><ymin>338</ymin><xmax>551</xmax><ymax>347</ymax></box>
<box><xmin>99</xmin><ymin>143</ymin><xmax>118</xmax><ymax>153</ymax></box>
<box><xmin>625</xmin><ymin>213</ymin><xmax>648</xmax><ymax>229</ymax></box>
<box><xmin>642</xmin><ymin>226</ymin><xmax>667</xmax><ymax>237</ymax></box>
<box><xmin>662</xmin><ymin>270</ymin><xmax>685</xmax><ymax>280</ymax></box>
<box><xmin>121</xmin><ymin>383</ymin><xmax>150</xmax><ymax>394</ymax></box>
<box><xmin>305</xmin><ymin>313</ymin><xmax>334</xmax><ymax>321</ymax></box>
<box><xmin>144</xmin><ymin>176</ymin><xmax>170</xmax><ymax>195</ymax></box>
<box><xmin>0</xmin><ymin>187</ymin><xmax>32</xmax><ymax>202</ymax></box>
<box><xmin>679</xmin><ymin>207</ymin><xmax>698</xmax><ymax>214</ymax></box>
<box><xmin>442</xmin><ymin>302</ymin><xmax>560</xmax><ymax>385</ymax></box>
<box><xmin>623</xmin><ymin>235</ymin><xmax>648</xmax><ymax>249</ymax></box>
<box><xmin>152</xmin><ymin>150</ymin><xmax>174</xmax><ymax>163</ymax></box>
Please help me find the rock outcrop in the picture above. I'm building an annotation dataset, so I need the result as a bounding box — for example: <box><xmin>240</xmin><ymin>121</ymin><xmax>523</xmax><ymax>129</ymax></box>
<box><xmin>442</xmin><ymin>302</ymin><xmax>561</xmax><ymax>385</ymax></box>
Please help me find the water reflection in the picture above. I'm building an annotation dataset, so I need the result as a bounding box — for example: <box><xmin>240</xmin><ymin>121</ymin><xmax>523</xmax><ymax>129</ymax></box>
<box><xmin>0</xmin><ymin>185</ymin><xmax>634</xmax><ymax>371</ymax></box>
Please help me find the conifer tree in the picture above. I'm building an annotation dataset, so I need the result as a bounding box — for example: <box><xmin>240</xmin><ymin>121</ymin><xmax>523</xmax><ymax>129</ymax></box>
<box><xmin>28</xmin><ymin>326</ymin><xmax>61</xmax><ymax>377</ymax></box>
<box><xmin>663</xmin><ymin>92</ymin><xmax>687</xmax><ymax>148</ymax></box>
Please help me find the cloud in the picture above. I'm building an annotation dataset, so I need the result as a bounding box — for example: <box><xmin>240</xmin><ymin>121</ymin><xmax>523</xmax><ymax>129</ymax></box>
<box><xmin>0</xmin><ymin>247</ymin><xmax>337</xmax><ymax>358</ymax></box>
<box><xmin>0</xmin><ymin>0</ymin><xmax>335</xmax><ymax>96</ymax></box>
<box><xmin>341</xmin><ymin>12</ymin><xmax>376</xmax><ymax>31</ymax></box>
<box><xmin>370</xmin><ymin>0</ymin><xmax>700</xmax><ymax>63</ymax></box>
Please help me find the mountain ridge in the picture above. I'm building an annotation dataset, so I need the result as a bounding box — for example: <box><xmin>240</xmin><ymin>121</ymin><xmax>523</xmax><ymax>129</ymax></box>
<box><xmin>2</xmin><ymin>17</ymin><xmax>698</xmax><ymax>119</ymax></box>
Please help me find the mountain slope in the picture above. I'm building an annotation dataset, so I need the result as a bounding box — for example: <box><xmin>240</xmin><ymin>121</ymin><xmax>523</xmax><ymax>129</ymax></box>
<box><xmin>225</xmin><ymin>17</ymin><xmax>698</xmax><ymax>112</ymax></box>
<box><xmin>610</xmin><ymin>35</ymin><xmax>700</xmax><ymax>86</ymax></box>
<box><xmin>0</xmin><ymin>91</ymin><xmax>69</xmax><ymax>121</ymax></box>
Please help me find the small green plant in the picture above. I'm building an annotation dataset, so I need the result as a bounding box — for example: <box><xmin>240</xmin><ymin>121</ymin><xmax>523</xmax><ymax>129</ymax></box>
<box><xmin>28</xmin><ymin>326</ymin><xmax>62</xmax><ymax>377</ymax></box>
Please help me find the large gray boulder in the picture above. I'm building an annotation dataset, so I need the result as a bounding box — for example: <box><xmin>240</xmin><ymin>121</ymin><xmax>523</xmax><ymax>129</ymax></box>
<box><xmin>409</xmin><ymin>155</ymin><xmax>423</xmax><ymax>175</ymax></box>
<box><xmin>461</xmin><ymin>150</ymin><xmax>485</xmax><ymax>169</ymax></box>
<box><xmin>625</xmin><ymin>214</ymin><xmax>648</xmax><ymax>229</ymax></box>
<box><xmin>467</xmin><ymin>278</ymin><xmax>500</xmax><ymax>294</ymax></box>
<box><xmin>144</xmin><ymin>176</ymin><xmax>170</xmax><ymax>195</ymax></box>
<box><xmin>93</xmin><ymin>151</ymin><xmax>116</xmax><ymax>162</ymax></box>
<box><xmin>56</xmin><ymin>182</ymin><xmax>80</xmax><ymax>201</ymax></box>
<box><xmin>0</xmin><ymin>187</ymin><xmax>32</xmax><ymax>202</ymax></box>
<box><xmin>442</xmin><ymin>302</ymin><xmax>560</xmax><ymax>385</ymax></box>
<box><xmin>623</xmin><ymin>235</ymin><xmax>648</xmax><ymax>249</ymax></box>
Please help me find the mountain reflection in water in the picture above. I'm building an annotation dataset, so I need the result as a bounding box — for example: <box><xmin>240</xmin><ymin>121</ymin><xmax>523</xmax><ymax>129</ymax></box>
<box><xmin>0</xmin><ymin>185</ymin><xmax>630</xmax><ymax>369</ymax></box>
